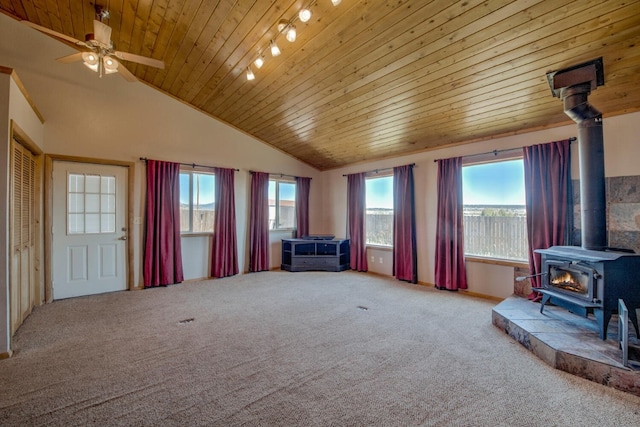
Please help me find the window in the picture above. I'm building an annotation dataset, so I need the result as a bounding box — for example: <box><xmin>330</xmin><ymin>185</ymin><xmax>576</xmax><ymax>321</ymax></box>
<box><xmin>365</xmin><ymin>175</ymin><xmax>393</xmax><ymax>246</ymax></box>
<box><xmin>462</xmin><ymin>158</ymin><xmax>528</xmax><ymax>261</ymax></box>
<box><xmin>269</xmin><ymin>178</ymin><xmax>296</xmax><ymax>230</ymax></box>
<box><xmin>179</xmin><ymin>170</ymin><xmax>215</xmax><ymax>233</ymax></box>
<box><xmin>68</xmin><ymin>173</ymin><xmax>116</xmax><ymax>234</ymax></box>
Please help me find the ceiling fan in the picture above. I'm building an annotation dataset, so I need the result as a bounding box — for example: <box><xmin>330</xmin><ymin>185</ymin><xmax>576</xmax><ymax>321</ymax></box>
<box><xmin>22</xmin><ymin>4</ymin><xmax>164</xmax><ymax>82</ymax></box>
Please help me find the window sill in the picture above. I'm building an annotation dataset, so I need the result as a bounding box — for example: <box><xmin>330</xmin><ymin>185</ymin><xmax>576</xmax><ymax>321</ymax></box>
<box><xmin>465</xmin><ymin>256</ymin><xmax>528</xmax><ymax>268</ymax></box>
<box><xmin>180</xmin><ymin>232</ymin><xmax>213</xmax><ymax>238</ymax></box>
<box><xmin>366</xmin><ymin>244</ymin><xmax>393</xmax><ymax>251</ymax></box>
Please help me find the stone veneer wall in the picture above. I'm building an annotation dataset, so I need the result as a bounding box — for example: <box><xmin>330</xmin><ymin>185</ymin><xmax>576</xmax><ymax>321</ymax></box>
<box><xmin>512</xmin><ymin>175</ymin><xmax>640</xmax><ymax>298</ymax></box>
<box><xmin>573</xmin><ymin>175</ymin><xmax>640</xmax><ymax>254</ymax></box>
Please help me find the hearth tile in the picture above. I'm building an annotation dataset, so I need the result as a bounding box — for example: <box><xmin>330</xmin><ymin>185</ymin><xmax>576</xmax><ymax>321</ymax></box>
<box><xmin>513</xmin><ymin>318</ymin><xmax>586</xmax><ymax>334</ymax></box>
<box><xmin>493</xmin><ymin>308</ymin><xmax>543</xmax><ymax>321</ymax></box>
<box><xmin>562</xmin><ymin>346</ymin><xmax>625</xmax><ymax>368</ymax></box>
<box><xmin>492</xmin><ymin>296</ymin><xmax>640</xmax><ymax>397</ymax></box>
<box><xmin>527</xmin><ymin>334</ymin><xmax>558</xmax><ymax>367</ymax></box>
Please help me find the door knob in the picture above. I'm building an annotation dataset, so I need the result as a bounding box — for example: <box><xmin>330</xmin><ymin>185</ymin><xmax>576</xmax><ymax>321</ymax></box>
<box><xmin>119</xmin><ymin>236</ymin><xmax>128</xmax><ymax>240</ymax></box>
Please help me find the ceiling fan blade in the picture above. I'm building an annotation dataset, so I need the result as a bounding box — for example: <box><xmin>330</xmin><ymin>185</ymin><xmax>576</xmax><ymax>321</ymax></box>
<box><xmin>22</xmin><ymin>20</ymin><xmax>86</xmax><ymax>47</ymax></box>
<box><xmin>116</xmin><ymin>61</ymin><xmax>137</xmax><ymax>82</ymax></box>
<box><xmin>92</xmin><ymin>19</ymin><xmax>112</xmax><ymax>46</ymax></box>
<box><xmin>56</xmin><ymin>52</ymin><xmax>84</xmax><ymax>63</ymax></box>
<box><xmin>114</xmin><ymin>51</ymin><xmax>165</xmax><ymax>69</ymax></box>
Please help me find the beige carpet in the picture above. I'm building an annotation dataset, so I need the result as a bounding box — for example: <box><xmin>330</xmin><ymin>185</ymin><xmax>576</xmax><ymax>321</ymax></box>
<box><xmin>1</xmin><ymin>271</ymin><xmax>639</xmax><ymax>426</ymax></box>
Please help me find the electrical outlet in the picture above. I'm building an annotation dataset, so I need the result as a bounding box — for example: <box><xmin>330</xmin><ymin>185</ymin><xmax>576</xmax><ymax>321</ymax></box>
<box><xmin>379</xmin><ymin>257</ymin><xmax>383</xmax><ymax>264</ymax></box>
<box><xmin>370</xmin><ymin>255</ymin><xmax>375</xmax><ymax>262</ymax></box>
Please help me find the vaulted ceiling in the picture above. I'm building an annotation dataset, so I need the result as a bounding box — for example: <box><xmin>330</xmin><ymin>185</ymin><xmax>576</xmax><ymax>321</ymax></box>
<box><xmin>1</xmin><ymin>0</ymin><xmax>639</xmax><ymax>170</ymax></box>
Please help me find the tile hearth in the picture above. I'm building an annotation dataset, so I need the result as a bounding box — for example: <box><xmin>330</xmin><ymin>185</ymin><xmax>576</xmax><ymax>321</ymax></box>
<box><xmin>492</xmin><ymin>296</ymin><xmax>640</xmax><ymax>396</ymax></box>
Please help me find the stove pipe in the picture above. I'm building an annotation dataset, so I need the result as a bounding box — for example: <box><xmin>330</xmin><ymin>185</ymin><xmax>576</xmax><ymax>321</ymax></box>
<box><xmin>547</xmin><ymin>58</ymin><xmax>606</xmax><ymax>251</ymax></box>
<box><xmin>562</xmin><ymin>85</ymin><xmax>606</xmax><ymax>250</ymax></box>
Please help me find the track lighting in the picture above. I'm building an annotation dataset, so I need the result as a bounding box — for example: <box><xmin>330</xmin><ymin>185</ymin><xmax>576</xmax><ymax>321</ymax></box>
<box><xmin>286</xmin><ymin>25</ymin><xmax>297</xmax><ymax>42</ymax></box>
<box><xmin>245</xmin><ymin>1</ymin><xmax>333</xmax><ymax>81</ymax></box>
<box><xmin>270</xmin><ymin>40</ymin><xmax>281</xmax><ymax>57</ymax></box>
<box><xmin>299</xmin><ymin>8</ymin><xmax>311</xmax><ymax>22</ymax></box>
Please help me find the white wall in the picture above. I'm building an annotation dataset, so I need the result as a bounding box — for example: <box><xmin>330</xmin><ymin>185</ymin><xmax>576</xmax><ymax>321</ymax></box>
<box><xmin>0</xmin><ymin>13</ymin><xmax>322</xmax><ymax>287</ymax></box>
<box><xmin>322</xmin><ymin>111</ymin><xmax>640</xmax><ymax>298</ymax></box>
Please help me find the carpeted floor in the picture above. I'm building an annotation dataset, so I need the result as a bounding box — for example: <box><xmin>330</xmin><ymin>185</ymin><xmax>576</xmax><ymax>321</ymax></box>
<box><xmin>1</xmin><ymin>271</ymin><xmax>639</xmax><ymax>426</ymax></box>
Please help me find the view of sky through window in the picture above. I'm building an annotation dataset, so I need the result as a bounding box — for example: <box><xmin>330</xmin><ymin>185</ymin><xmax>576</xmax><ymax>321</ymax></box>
<box><xmin>462</xmin><ymin>160</ymin><xmax>525</xmax><ymax>205</ymax></box>
<box><xmin>366</xmin><ymin>175</ymin><xmax>393</xmax><ymax>209</ymax></box>
<box><xmin>180</xmin><ymin>173</ymin><xmax>215</xmax><ymax>207</ymax></box>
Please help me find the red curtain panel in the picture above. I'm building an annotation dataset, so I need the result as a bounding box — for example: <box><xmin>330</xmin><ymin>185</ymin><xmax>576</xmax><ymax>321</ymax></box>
<box><xmin>143</xmin><ymin>159</ymin><xmax>184</xmax><ymax>287</ymax></box>
<box><xmin>211</xmin><ymin>167</ymin><xmax>239</xmax><ymax>278</ymax></box>
<box><xmin>524</xmin><ymin>139</ymin><xmax>572</xmax><ymax>296</ymax></box>
<box><xmin>249</xmin><ymin>172</ymin><xmax>270</xmax><ymax>272</ymax></box>
<box><xmin>347</xmin><ymin>173</ymin><xmax>368</xmax><ymax>272</ymax></box>
<box><xmin>393</xmin><ymin>164</ymin><xmax>417</xmax><ymax>283</ymax></box>
<box><xmin>295</xmin><ymin>177</ymin><xmax>311</xmax><ymax>238</ymax></box>
<box><xmin>434</xmin><ymin>157</ymin><xmax>467</xmax><ymax>291</ymax></box>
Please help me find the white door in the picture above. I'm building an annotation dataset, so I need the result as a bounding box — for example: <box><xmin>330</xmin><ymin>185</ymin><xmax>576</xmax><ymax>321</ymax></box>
<box><xmin>52</xmin><ymin>161</ymin><xmax>128</xmax><ymax>299</ymax></box>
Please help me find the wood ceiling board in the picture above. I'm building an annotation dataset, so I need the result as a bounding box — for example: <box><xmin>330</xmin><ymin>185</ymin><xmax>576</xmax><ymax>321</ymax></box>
<box><xmin>4</xmin><ymin>0</ymin><xmax>640</xmax><ymax>170</ymax></box>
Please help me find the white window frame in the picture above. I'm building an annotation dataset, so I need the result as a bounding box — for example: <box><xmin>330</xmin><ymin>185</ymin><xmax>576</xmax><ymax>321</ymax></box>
<box><xmin>180</xmin><ymin>168</ymin><xmax>215</xmax><ymax>235</ymax></box>
<box><xmin>365</xmin><ymin>173</ymin><xmax>394</xmax><ymax>248</ymax></box>
<box><xmin>269</xmin><ymin>177</ymin><xmax>297</xmax><ymax>231</ymax></box>
<box><xmin>461</xmin><ymin>154</ymin><xmax>528</xmax><ymax>263</ymax></box>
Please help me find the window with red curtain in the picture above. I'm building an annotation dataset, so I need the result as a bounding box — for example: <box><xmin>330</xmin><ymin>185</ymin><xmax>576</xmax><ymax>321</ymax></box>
<box><xmin>524</xmin><ymin>139</ymin><xmax>572</xmax><ymax>298</ymax></box>
<box><xmin>434</xmin><ymin>157</ymin><xmax>467</xmax><ymax>291</ymax></box>
<box><xmin>249</xmin><ymin>172</ymin><xmax>269</xmax><ymax>272</ymax></box>
<box><xmin>393</xmin><ymin>164</ymin><xmax>417</xmax><ymax>283</ymax></box>
<box><xmin>347</xmin><ymin>173</ymin><xmax>368</xmax><ymax>272</ymax></box>
<box><xmin>211</xmin><ymin>167</ymin><xmax>238</xmax><ymax>278</ymax></box>
<box><xmin>143</xmin><ymin>159</ymin><xmax>184</xmax><ymax>287</ymax></box>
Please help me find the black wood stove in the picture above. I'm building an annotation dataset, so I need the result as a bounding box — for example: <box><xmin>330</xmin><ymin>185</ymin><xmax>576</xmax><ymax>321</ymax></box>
<box><xmin>536</xmin><ymin>246</ymin><xmax>640</xmax><ymax>339</ymax></box>
<box><xmin>536</xmin><ymin>58</ymin><xmax>640</xmax><ymax>340</ymax></box>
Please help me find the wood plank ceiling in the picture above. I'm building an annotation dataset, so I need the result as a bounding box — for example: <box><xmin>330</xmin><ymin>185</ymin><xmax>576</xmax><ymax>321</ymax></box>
<box><xmin>1</xmin><ymin>0</ymin><xmax>640</xmax><ymax>170</ymax></box>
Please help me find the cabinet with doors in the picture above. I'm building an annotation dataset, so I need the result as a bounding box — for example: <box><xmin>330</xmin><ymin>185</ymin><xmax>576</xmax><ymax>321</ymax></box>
<box><xmin>281</xmin><ymin>238</ymin><xmax>350</xmax><ymax>272</ymax></box>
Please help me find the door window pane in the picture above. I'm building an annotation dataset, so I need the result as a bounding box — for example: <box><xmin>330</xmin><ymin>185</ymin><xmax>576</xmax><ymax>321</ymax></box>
<box><xmin>67</xmin><ymin>173</ymin><xmax>118</xmax><ymax>234</ymax></box>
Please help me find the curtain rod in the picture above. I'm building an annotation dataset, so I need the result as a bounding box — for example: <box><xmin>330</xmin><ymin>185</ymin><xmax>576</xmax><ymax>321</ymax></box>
<box><xmin>342</xmin><ymin>163</ymin><xmax>415</xmax><ymax>177</ymax></box>
<box><xmin>139</xmin><ymin>157</ymin><xmax>239</xmax><ymax>171</ymax></box>
<box><xmin>249</xmin><ymin>170</ymin><xmax>311</xmax><ymax>180</ymax></box>
<box><xmin>432</xmin><ymin>137</ymin><xmax>577</xmax><ymax>163</ymax></box>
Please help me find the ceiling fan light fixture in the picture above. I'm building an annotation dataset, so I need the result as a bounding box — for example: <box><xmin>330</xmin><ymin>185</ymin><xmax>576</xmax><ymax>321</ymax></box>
<box><xmin>82</xmin><ymin>51</ymin><xmax>99</xmax><ymax>71</ymax></box>
<box><xmin>246</xmin><ymin>66</ymin><xmax>255</xmax><ymax>81</ymax></box>
<box><xmin>82</xmin><ymin>51</ymin><xmax>99</xmax><ymax>65</ymax></box>
<box><xmin>286</xmin><ymin>25</ymin><xmax>296</xmax><ymax>42</ymax></box>
<box><xmin>299</xmin><ymin>8</ymin><xmax>312</xmax><ymax>22</ymax></box>
<box><xmin>270</xmin><ymin>40</ymin><xmax>281</xmax><ymax>57</ymax></box>
<box><xmin>103</xmin><ymin>56</ymin><xmax>119</xmax><ymax>74</ymax></box>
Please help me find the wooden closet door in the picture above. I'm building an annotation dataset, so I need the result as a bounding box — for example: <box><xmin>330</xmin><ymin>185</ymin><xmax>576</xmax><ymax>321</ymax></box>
<box><xmin>10</xmin><ymin>140</ymin><xmax>36</xmax><ymax>335</ymax></box>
